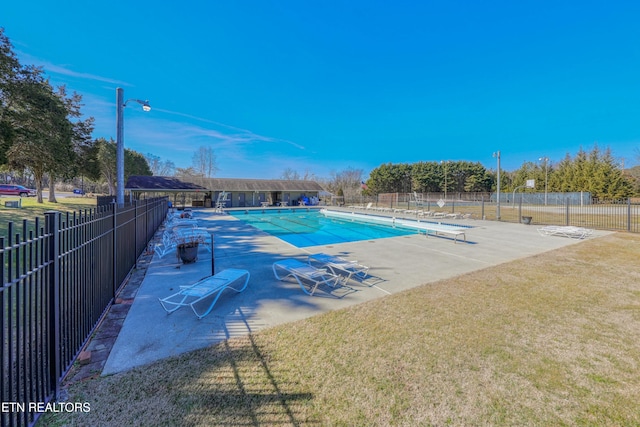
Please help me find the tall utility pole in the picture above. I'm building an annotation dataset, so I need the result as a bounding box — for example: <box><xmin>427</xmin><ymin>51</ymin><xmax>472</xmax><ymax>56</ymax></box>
<box><xmin>116</xmin><ymin>88</ymin><xmax>151</xmax><ymax>206</ymax></box>
<box><xmin>493</xmin><ymin>151</ymin><xmax>501</xmax><ymax>220</ymax></box>
<box><xmin>440</xmin><ymin>160</ymin><xmax>449</xmax><ymax>200</ymax></box>
<box><xmin>539</xmin><ymin>156</ymin><xmax>549</xmax><ymax>206</ymax></box>
<box><xmin>116</xmin><ymin>88</ymin><xmax>124</xmax><ymax>206</ymax></box>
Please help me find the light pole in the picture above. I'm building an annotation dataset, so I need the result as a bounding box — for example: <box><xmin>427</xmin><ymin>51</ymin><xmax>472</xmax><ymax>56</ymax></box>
<box><xmin>404</xmin><ymin>171</ymin><xmax>411</xmax><ymax>208</ymax></box>
<box><xmin>116</xmin><ymin>87</ymin><xmax>151</xmax><ymax>206</ymax></box>
<box><xmin>440</xmin><ymin>160</ymin><xmax>448</xmax><ymax>200</ymax></box>
<box><xmin>538</xmin><ymin>156</ymin><xmax>549</xmax><ymax>206</ymax></box>
<box><xmin>493</xmin><ymin>151</ymin><xmax>501</xmax><ymax>220</ymax></box>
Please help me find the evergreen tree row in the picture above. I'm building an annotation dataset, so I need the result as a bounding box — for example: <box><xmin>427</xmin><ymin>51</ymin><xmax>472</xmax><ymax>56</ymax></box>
<box><xmin>364</xmin><ymin>145</ymin><xmax>635</xmax><ymax>199</ymax></box>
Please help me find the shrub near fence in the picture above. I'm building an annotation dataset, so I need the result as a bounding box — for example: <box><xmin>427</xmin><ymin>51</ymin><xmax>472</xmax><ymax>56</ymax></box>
<box><xmin>0</xmin><ymin>197</ymin><xmax>168</xmax><ymax>427</ymax></box>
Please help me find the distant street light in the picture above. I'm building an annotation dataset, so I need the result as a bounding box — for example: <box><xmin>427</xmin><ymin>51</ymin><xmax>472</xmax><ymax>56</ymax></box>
<box><xmin>493</xmin><ymin>151</ymin><xmax>501</xmax><ymax>220</ymax></box>
<box><xmin>539</xmin><ymin>156</ymin><xmax>549</xmax><ymax>206</ymax></box>
<box><xmin>116</xmin><ymin>87</ymin><xmax>151</xmax><ymax>206</ymax></box>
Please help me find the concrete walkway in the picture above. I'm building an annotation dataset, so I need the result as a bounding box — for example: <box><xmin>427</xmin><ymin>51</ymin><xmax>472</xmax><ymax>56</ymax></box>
<box><xmin>101</xmin><ymin>209</ymin><xmax>606</xmax><ymax>375</ymax></box>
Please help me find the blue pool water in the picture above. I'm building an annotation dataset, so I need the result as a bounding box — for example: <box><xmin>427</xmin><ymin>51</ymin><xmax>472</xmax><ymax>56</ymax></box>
<box><xmin>229</xmin><ymin>209</ymin><xmax>418</xmax><ymax>247</ymax></box>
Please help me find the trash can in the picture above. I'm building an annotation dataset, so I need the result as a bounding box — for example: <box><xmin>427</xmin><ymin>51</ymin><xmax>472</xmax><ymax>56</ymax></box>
<box><xmin>522</xmin><ymin>216</ymin><xmax>532</xmax><ymax>225</ymax></box>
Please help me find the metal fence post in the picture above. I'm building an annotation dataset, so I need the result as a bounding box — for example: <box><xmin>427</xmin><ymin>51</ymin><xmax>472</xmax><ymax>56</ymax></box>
<box><xmin>565</xmin><ymin>197</ymin><xmax>570</xmax><ymax>226</ymax></box>
<box><xmin>45</xmin><ymin>211</ymin><xmax>61</xmax><ymax>400</ymax></box>
<box><xmin>518</xmin><ymin>196</ymin><xmax>522</xmax><ymax>223</ymax></box>
<box><xmin>628</xmin><ymin>198</ymin><xmax>632</xmax><ymax>232</ymax></box>
<box><xmin>210</xmin><ymin>232</ymin><xmax>215</xmax><ymax>276</ymax></box>
<box><xmin>134</xmin><ymin>200</ymin><xmax>138</xmax><ymax>269</ymax></box>
<box><xmin>112</xmin><ymin>202</ymin><xmax>118</xmax><ymax>299</ymax></box>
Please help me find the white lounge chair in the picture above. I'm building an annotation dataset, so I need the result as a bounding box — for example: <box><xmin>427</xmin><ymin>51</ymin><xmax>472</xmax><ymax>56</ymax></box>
<box><xmin>272</xmin><ymin>259</ymin><xmax>341</xmax><ymax>296</ymax></box>
<box><xmin>168</xmin><ymin>219</ymin><xmax>198</xmax><ymax>229</ymax></box>
<box><xmin>537</xmin><ymin>225</ymin><xmax>593</xmax><ymax>239</ymax></box>
<box><xmin>155</xmin><ymin>227</ymin><xmax>211</xmax><ymax>259</ymax></box>
<box><xmin>158</xmin><ymin>268</ymin><xmax>250</xmax><ymax>319</ymax></box>
<box><xmin>172</xmin><ymin>228</ymin><xmax>210</xmax><ymax>246</ymax></box>
<box><xmin>307</xmin><ymin>253</ymin><xmax>371</xmax><ymax>284</ymax></box>
<box><xmin>445</xmin><ymin>212</ymin><xmax>463</xmax><ymax>219</ymax></box>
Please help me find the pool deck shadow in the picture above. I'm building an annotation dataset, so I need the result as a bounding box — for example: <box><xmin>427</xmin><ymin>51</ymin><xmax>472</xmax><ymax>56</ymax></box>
<box><xmin>81</xmin><ymin>208</ymin><xmax>609</xmax><ymax>378</ymax></box>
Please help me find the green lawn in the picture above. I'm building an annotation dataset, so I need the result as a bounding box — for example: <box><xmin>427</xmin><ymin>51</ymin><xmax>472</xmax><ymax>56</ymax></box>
<box><xmin>0</xmin><ymin>195</ymin><xmax>98</xmax><ymax>235</ymax></box>
<box><xmin>42</xmin><ymin>232</ymin><xmax>640</xmax><ymax>426</ymax></box>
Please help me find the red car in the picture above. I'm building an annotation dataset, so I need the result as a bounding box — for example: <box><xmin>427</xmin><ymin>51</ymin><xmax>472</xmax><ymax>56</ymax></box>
<box><xmin>0</xmin><ymin>184</ymin><xmax>37</xmax><ymax>197</ymax></box>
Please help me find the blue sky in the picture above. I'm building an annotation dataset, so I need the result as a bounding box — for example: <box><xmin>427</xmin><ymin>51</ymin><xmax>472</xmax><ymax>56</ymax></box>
<box><xmin>3</xmin><ymin>1</ymin><xmax>639</xmax><ymax>179</ymax></box>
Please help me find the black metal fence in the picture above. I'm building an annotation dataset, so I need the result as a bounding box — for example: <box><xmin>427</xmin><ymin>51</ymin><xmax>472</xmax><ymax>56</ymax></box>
<box><xmin>513</xmin><ymin>198</ymin><xmax>640</xmax><ymax>232</ymax></box>
<box><xmin>347</xmin><ymin>192</ymin><xmax>493</xmax><ymax>208</ymax></box>
<box><xmin>1</xmin><ymin>197</ymin><xmax>168</xmax><ymax>427</ymax></box>
<box><xmin>349</xmin><ymin>192</ymin><xmax>640</xmax><ymax>233</ymax></box>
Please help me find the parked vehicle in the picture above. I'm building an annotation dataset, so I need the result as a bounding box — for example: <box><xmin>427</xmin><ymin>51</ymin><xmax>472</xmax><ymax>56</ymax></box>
<box><xmin>0</xmin><ymin>184</ymin><xmax>37</xmax><ymax>197</ymax></box>
<box><xmin>73</xmin><ymin>188</ymin><xmax>85</xmax><ymax>195</ymax></box>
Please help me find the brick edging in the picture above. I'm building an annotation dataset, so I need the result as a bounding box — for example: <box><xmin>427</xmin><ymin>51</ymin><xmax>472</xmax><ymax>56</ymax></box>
<box><xmin>62</xmin><ymin>225</ymin><xmax>166</xmax><ymax>385</ymax></box>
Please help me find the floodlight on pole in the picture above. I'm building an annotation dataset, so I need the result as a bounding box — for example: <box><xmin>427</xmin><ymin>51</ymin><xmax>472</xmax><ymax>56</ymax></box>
<box><xmin>116</xmin><ymin>88</ymin><xmax>151</xmax><ymax>206</ymax></box>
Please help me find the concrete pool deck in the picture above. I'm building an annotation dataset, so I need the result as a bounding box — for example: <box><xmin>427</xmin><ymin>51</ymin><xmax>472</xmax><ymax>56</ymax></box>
<box><xmin>102</xmin><ymin>209</ymin><xmax>608</xmax><ymax>375</ymax></box>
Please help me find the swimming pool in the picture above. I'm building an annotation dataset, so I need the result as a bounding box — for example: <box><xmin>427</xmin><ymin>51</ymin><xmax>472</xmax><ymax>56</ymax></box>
<box><xmin>229</xmin><ymin>209</ymin><xmax>470</xmax><ymax>248</ymax></box>
<box><xmin>229</xmin><ymin>209</ymin><xmax>417</xmax><ymax>247</ymax></box>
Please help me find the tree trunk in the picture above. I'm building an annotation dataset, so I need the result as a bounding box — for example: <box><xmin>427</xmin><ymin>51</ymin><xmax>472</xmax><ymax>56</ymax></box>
<box><xmin>48</xmin><ymin>175</ymin><xmax>58</xmax><ymax>203</ymax></box>
<box><xmin>106</xmin><ymin>176</ymin><xmax>115</xmax><ymax>196</ymax></box>
<box><xmin>34</xmin><ymin>168</ymin><xmax>44</xmax><ymax>204</ymax></box>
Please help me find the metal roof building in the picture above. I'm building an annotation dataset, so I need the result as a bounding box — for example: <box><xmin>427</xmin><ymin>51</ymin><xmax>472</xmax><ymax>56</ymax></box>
<box><xmin>126</xmin><ymin>176</ymin><xmax>325</xmax><ymax>207</ymax></box>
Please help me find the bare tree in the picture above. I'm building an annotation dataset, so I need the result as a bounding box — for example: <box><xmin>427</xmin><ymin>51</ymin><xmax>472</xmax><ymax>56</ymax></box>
<box><xmin>145</xmin><ymin>153</ymin><xmax>175</xmax><ymax>176</ymax></box>
<box><xmin>327</xmin><ymin>167</ymin><xmax>364</xmax><ymax>202</ymax></box>
<box><xmin>192</xmin><ymin>146</ymin><xmax>217</xmax><ymax>178</ymax></box>
<box><xmin>280</xmin><ymin>167</ymin><xmax>300</xmax><ymax>180</ymax></box>
<box><xmin>280</xmin><ymin>167</ymin><xmax>319</xmax><ymax>181</ymax></box>
<box><xmin>301</xmin><ymin>169</ymin><xmax>319</xmax><ymax>181</ymax></box>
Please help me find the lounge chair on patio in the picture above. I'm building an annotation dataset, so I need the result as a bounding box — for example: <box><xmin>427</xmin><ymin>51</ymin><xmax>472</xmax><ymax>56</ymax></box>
<box><xmin>445</xmin><ymin>212</ymin><xmax>464</xmax><ymax>219</ymax></box>
<box><xmin>167</xmin><ymin>218</ymin><xmax>198</xmax><ymax>229</ymax></box>
<box><xmin>537</xmin><ymin>225</ymin><xmax>593</xmax><ymax>239</ymax></box>
<box><xmin>307</xmin><ymin>253</ymin><xmax>371</xmax><ymax>284</ymax></box>
<box><xmin>155</xmin><ymin>227</ymin><xmax>212</xmax><ymax>259</ymax></box>
<box><xmin>272</xmin><ymin>259</ymin><xmax>341</xmax><ymax>296</ymax></box>
<box><xmin>158</xmin><ymin>268</ymin><xmax>250</xmax><ymax>319</ymax></box>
